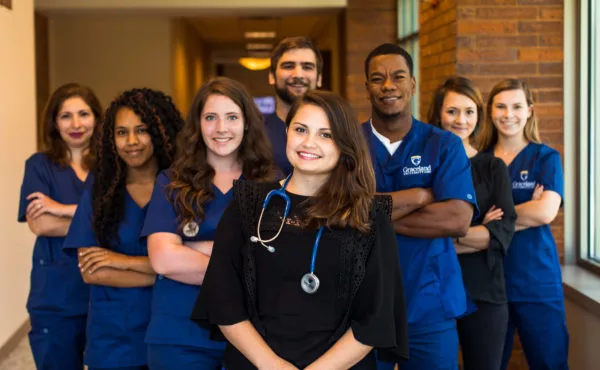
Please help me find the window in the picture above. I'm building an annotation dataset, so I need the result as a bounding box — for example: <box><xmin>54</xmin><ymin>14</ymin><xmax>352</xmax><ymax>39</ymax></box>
<box><xmin>579</xmin><ymin>0</ymin><xmax>600</xmax><ymax>267</ymax></box>
<box><xmin>587</xmin><ymin>0</ymin><xmax>600</xmax><ymax>261</ymax></box>
<box><xmin>397</xmin><ymin>0</ymin><xmax>419</xmax><ymax>119</ymax></box>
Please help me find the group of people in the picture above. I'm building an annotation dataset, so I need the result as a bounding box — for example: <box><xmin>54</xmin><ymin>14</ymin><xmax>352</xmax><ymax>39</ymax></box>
<box><xmin>17</xmin><ymin>36</ymin><xmax>568</xmax><ymax>370</ymax></box>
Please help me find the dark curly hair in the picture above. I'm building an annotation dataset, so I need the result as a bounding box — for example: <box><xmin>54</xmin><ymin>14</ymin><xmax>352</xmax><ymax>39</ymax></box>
<box><xmin>41</xmin><ymin>83</ymin><xmax>102</xmax><ymax>170</ymax></box>
<box><xmin>92</xmin><ymin>88</ymin><xmax>184</xmax><ymax>249</ymax></box>
<box><xmin>168</xmin><ymin>77</ymin><xmax>275</xmax><ymax>230</ymax></box>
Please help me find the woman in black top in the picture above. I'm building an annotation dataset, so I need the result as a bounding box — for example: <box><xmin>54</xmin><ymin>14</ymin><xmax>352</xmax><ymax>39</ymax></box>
<box><xmin>192</xmin><ymin>90</ymin><xmax>408</xmax><ymax>369</ymax></box>
<box><xmin>428</xmin><ymin>76</ymin><xmax>516</xmax><ymax>370</ymax></box>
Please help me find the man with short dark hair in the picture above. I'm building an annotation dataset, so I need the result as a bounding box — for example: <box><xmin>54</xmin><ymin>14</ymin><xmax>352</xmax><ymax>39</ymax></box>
<box><xmin>362</xmin><ymin>43</ymin><xmax>478</xmax><ymax>370</ymax></box>
<box><xmin>265</xmin><ymin>37</ymin><xmax>323</xmax><ymax>175</ymax></box>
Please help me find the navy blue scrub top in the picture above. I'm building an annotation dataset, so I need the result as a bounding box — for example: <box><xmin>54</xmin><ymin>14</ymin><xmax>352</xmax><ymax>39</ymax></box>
<box><xmin>362</xmin><ymin>119</ymin><xmax>478</xmax><ymax>331</ymax></box>
<box><xmin>264</xmin><ymin>113</ymin><xmax>292</xmax><ymax>176</ymax></box>
<box><xmin>63</xmin><ymin>183</ymin><xmax>152</xmax><ymax>368</ymax></box>
<box><xmin>140</xmin><ymin>171</ymin><xmax>229</xmax><ymax>349</ymax></box>
<box><xmin>493</xmin><ymin>143</ymin><xmax>564</xmax><ymax>302</ymax></box>
<box><xmin>17</xmin><ymin>153</ymin><xmax>90</xmax><ymax>316</ymax></box>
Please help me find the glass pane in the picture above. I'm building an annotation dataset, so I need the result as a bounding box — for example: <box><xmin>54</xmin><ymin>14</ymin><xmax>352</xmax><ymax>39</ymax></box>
<box><xmin>398</xmin><ymin>0</ymin><xmax>419</xmax><ymax>39</ymax></box>
<box><xmin>398</xmin><ymin>0</ymin><xmax>420</xmax><ymax>119</ymax></box>
<box><xmin>590</xmin><ymin>0</ymin><xmax>600</xmax><ymax>261</ymax></box>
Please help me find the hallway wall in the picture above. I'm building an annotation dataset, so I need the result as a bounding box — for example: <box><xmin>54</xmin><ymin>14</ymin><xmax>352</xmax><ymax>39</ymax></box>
<box><xmin>0</xmin><ymin>0</ymin><xmax>37</xmax><ymax>348</ymax></box>
<box><xmin>48</xmin><ymin>15</ymin><xmax>173</xmax><ymax>108</ymax></box>
<box><xmin>171</xmin><ymin>18</ymin><xmax>208</xmax><ymax>114</ymax></box>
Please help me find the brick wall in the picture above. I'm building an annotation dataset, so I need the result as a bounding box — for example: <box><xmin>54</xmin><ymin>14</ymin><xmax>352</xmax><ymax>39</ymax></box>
<box><xmin>417</xmin><ymin>1</ymin><xmax>565</xmax><ymax>368</ymax></box>
<box><xmin>419</xmin><ymin>0</ymin><xmax>458</xmax><ymax>119</ymax></box>
<box><xmin>344</xmin><ymin>0</ymin><xmax>397</xmax><ymax>123</ymax></box>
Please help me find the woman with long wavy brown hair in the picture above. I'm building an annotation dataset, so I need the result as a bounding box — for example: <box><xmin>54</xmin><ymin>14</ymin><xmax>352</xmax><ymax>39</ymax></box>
<box><xmin>192</xmin><ymin>90</ymin><xmax>409</xmax><ymax>370</ymax></box>
<box><xmin>141</xmin><ymin>77</ymin><xmax>275</xmax><ymax>369</ymax></box>
<box><xmin>18</xmin><ymin>83</ymin><xmax>101</xmax><ymax>370</ymax></box>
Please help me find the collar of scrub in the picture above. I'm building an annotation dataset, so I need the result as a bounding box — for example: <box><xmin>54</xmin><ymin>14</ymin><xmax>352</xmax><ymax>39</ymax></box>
<box><xmin>369</xmin><ymin>119</ymin><xmax>402</xmax><ymax>155</ymax></box>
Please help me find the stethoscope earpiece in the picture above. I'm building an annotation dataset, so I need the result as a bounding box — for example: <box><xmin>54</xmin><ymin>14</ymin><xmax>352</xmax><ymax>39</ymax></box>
<box><xmin>250</xmin><ymin>236</ymin><xmax>276</xmax><ymax>253</ymax></box>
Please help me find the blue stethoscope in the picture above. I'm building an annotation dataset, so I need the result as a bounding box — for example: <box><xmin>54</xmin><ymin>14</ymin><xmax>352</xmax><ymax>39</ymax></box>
<box><xmin>250</xmin><ymin>175</ymin><xmax>325</xmax><ymax>294</ymax></box>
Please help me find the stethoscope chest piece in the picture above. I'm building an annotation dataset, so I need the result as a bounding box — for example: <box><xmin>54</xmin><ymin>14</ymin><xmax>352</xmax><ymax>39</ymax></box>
<box><xmin>301</xmin><ymin>272</ymin><xmax>320</xmax><ymax>294</ymax></box>
<box><xmin>183</xmin><ymin>221</ymin><xmax>199</xmax><ymax>237</ymax></box>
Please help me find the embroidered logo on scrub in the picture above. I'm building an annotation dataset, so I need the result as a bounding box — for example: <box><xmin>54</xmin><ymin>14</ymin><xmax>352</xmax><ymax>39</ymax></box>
<box><xmin>403</xmin><ymin>154</ymin><xmax>432</xmax><ymax>175</ymax></box>
<box><xmin>520</xmin><ymin>170</ymin><xmax>528</xmax><ymax>181</ymax></box>
<box><xmin>513</xmin><ymin>169</ymin><xmax>536</xmax><ymax>189</ymax></box>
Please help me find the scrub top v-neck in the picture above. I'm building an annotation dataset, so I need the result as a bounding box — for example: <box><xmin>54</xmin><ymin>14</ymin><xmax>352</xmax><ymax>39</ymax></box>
<box><xmin>63</xmin><ymin>181</ymin><xmax>153</xmax><ymax>368</ymax></box>
<box><xmin>18</xmin><ymin>152</ymin><xmax>90</xmax><ymax>315</ymax></box>
<box><xmin>140</xmin><ymin>170</ymin><xmax>230</xmax><ymax>350</ymax></box>
<box><xmin>362</xmin><ymin>118</ymin><xmax>478</xmax><ymax>331</ymax></box>
<box><xmin>490</xmin><ymin>142</ymin><xmax>564</xmax><ymax>302</ymax></box>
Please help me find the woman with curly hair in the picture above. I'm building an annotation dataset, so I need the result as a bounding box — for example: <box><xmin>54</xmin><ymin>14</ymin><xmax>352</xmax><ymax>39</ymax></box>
<box><xmin>62</xmin><ymin>88</ymin><xmax>184</xmax><ymax>370</ymax></box>
<box><xmin>18</xmin><ymin>83</ymin><xmax>101</xmax><ymax>370</ymax></box>
<box><xmin>140</xmin><ymin>77</ymin><xmax>275</xmax><ymax>369</ymax></box>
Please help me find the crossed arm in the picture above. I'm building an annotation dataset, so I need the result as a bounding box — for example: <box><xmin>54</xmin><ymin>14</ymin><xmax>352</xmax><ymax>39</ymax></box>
<box><xmin>77</xmin><ymin>247</ymin><xmax>155</xmax><ymax>287</ymax></box>
<box><xmin>382</xmin><ymin>188</ymin><xmax>473</xmax><ymax>238</ymax></box>
<box><xmin>25</xmin><ymin>192</ymin><xmax>77</xmax><ymax>237</ymax></box>
<box><xmin>514</xmin><ymin>186</ymin><xmax>561</xmax><ymax>231</ymax></box>
<box><xmin>147</xmin><ymin>232</ymin><xmax>212</xmax><ymax>285</ymax></box>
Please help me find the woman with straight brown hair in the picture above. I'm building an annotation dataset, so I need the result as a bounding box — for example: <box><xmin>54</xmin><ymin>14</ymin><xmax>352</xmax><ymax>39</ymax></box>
<box><xmin>18</xmin><ymin>82</ymin><xmax>102</xmax><ymax>370</ymax></box>
<box><xmin>429</xmin><ymin>76</ymin><xmax>516</xmax><ymax>370</ymax></box>
<box><xmin>141</xmin><ymin>77</ymin><xmax>275</xmax><ymax>369</ymax></box>
<box><xmin>192</xmin><ymin>90</ymin><xmax>409</xmax><ymax>369</ymax></box>
<box><xmin>478</xmin><ymin>78</ymin><xmax>568</xmax><ymax>370</ymax></box>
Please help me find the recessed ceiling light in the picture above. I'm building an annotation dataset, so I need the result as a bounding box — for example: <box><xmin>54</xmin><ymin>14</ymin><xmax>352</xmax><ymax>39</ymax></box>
<box><xmin>246</xmin><ymin>43</ymin><xmax>273</xmax><ymax>50</ymax></box>
<box><xmin>239</xmin><ymin>57</ymin><xmax>271</xmax><ymax>71</ymax></box>
<box><xmin>244</xmin><ymin>31</ymin><xmax>276</xmax><ymax>39</ymax></box>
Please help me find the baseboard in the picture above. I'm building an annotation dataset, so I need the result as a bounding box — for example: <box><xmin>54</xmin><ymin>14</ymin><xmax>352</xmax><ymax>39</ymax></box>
<box><xmin>0</xmin><ymin>319</ymin><xmax>30</xmax><ymax>362</ymax></box>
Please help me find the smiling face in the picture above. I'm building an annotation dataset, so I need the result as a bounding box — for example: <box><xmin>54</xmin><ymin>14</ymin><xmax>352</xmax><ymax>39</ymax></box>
<box><xmin>269</xmin><ymin>48</ymin><xmax>322</xmax><ymax>105</ymax></box>
<box><xmin>365</xmin><ymin>53</ymin><xmax>416</xmax><ymax>118</ymax></box>
<box><xmin>439</xmin><ymin>91</ymin><xmax>478</xmax><ymax>141</ymax></box>
<box><xmin>490</xmin><ymin>89</ymin><xmax>533</xmax><ymax>139</ymax></box>
<box><xmin>114</xmin><ymin>107</ymin><xmax>155</xmax><ymax>170</ymax></box>
<box><xmin>56</xmin><ymin>96</ymin><xmax>96</xmax><ymax>150</ymax></box>
<box><xmin>286</xmin><ymin>104</ymin><xmax>340</xmax><ymax>178</ymax></box>
<box><xmin>200</xmin><ymin>94</ymin><xmax>245</xmax><ymax>162</ymax></box>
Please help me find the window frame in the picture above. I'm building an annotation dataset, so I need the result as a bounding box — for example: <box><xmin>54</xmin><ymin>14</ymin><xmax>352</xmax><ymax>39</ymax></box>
<box><xmin>577</xmin><ymin>0</ymin><xmax>600</xmax><ymax>274</ymax></box>
<box><xmin>397</xmin><ymin>0</ymin><xmax>420</xmax><ymax>119</ymax></box>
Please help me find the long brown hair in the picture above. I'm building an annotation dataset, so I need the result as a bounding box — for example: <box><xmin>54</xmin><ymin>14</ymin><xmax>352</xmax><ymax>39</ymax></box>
<box><xmin>476</xmin><ymin>78</ymin><xmax>541</xmax><ymax>151</ymax></box>
<box><xmin>168</xmin><ymin>77</ymin><xmax>275</xmax><ymax>229</ymax></box>
<box><xmin>41</xmin><ymin>83</ymin><xmax>102</xmax><ymax>169</ymax></box>
<box><xmin>286</xmin><ymin>90</ymin><xmax>375</xmax><ymax>233</ymax></box>
<box><xmin>428</xmin><ymin>76</ymin><xmax>484</xmax><ymax>143</ymax></box>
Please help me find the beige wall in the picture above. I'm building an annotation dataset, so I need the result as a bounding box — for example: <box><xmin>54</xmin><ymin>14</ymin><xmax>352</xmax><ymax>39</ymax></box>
<box><xmin>48</xmin><ymin>15</ymin><xmax>173</xmax><ymax>108</ymax></box>
<box><xmin>0</xmin><ymin>1</ymin><xmax>37</xmax><ymax>347</ymax></box>
<box><xmin>565</xmin><ymin>298</ymin><xmax>600</xmax><ymax>370</ymax></box>
<box><xmin>221</xmin><ymin>64</ymin><xmax>272</xmax><ymax>98</ymax></box>
<box><xmin>314</xmin><ymin>12</ymin><xmax>343</xmax><ymax>95</ymax></box>
<box><xmin>171</xmin><ymin>19</ymin><xmax>207</xmax><ymax>114</ymax></box>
